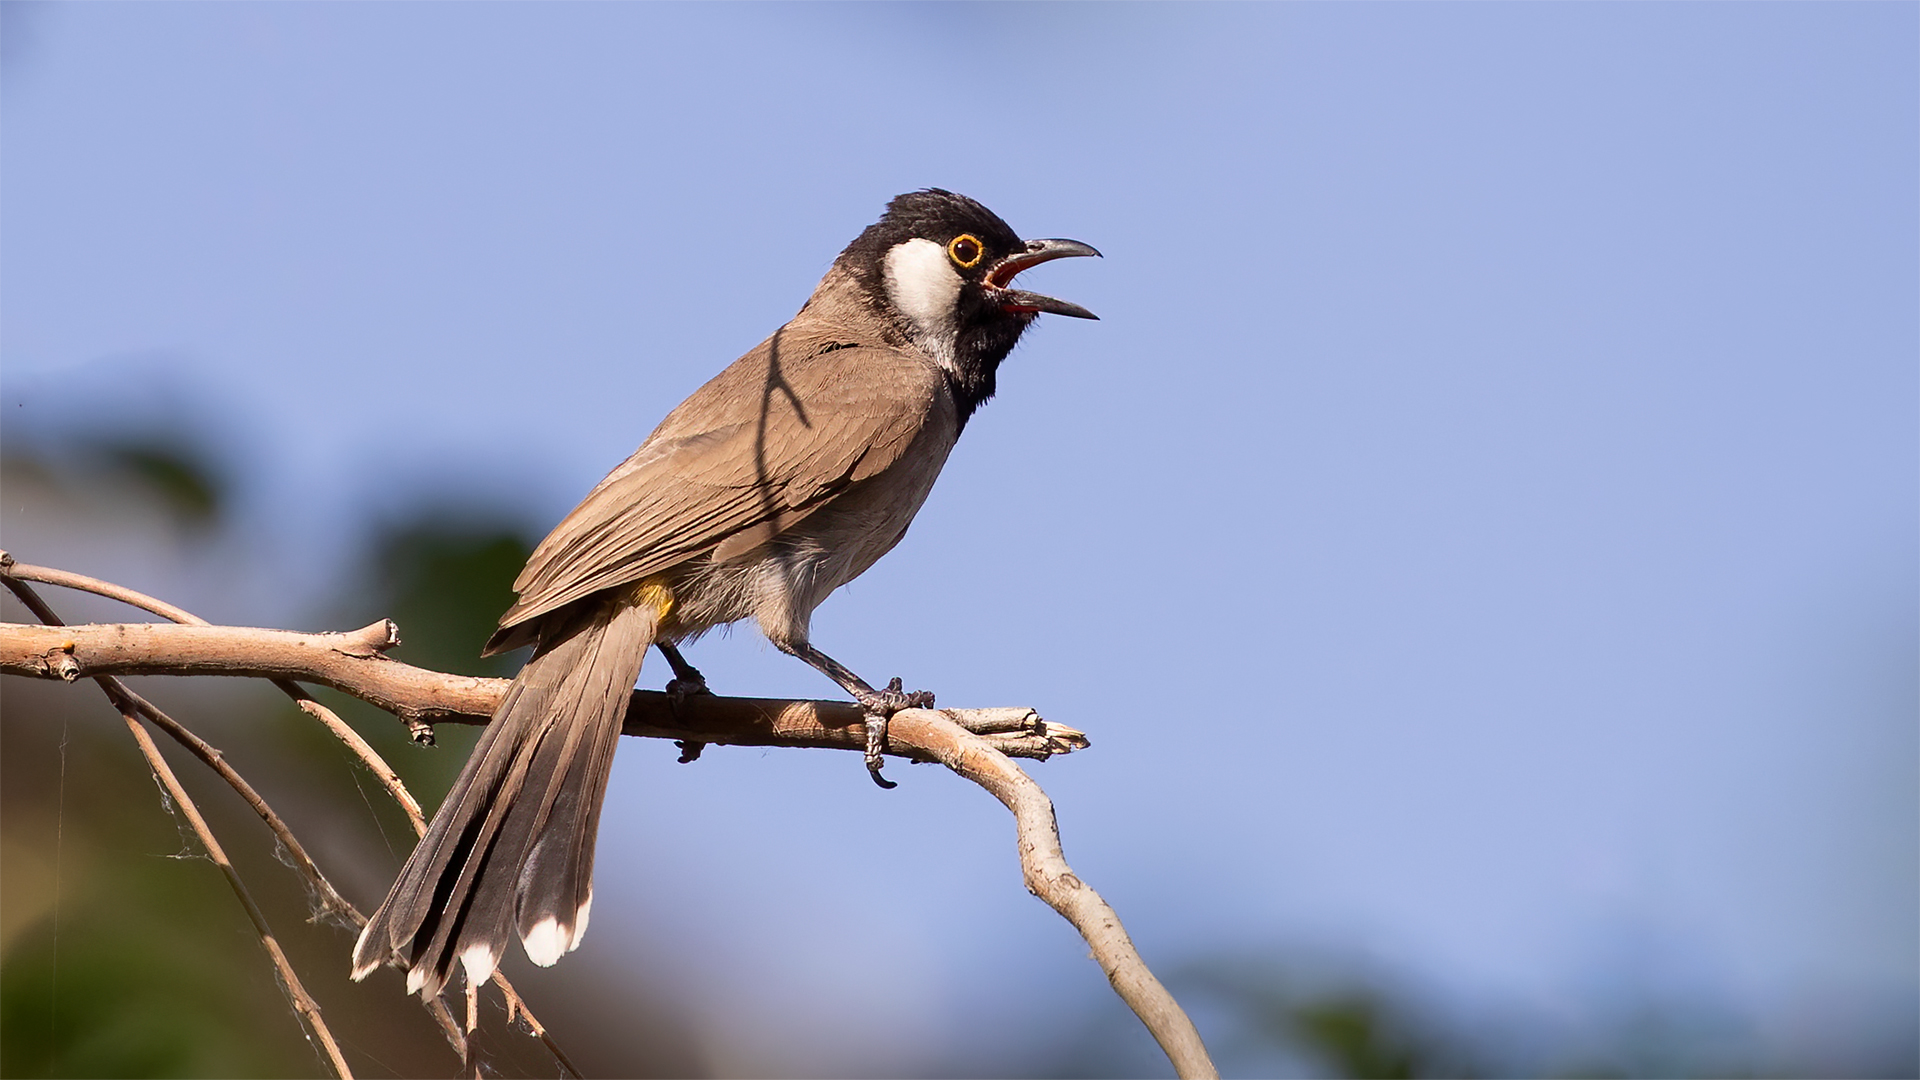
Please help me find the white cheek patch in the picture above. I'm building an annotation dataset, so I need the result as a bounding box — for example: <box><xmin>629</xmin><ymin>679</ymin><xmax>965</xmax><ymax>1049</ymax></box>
<box><xmin>884</xmin><ymin>238</ymin><xmax>962</xmax><ymax>370</ymax></box>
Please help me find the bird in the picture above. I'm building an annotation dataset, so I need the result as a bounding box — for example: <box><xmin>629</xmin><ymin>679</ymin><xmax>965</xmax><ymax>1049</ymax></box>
<box><xmin>349</xmin><ymin>189</ymin><xmax>1099</xmax><ymax>997</ymax></box>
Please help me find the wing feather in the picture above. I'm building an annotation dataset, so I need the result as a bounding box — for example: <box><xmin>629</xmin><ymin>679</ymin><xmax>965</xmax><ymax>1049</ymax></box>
<box><xmin>490</xmin><ymin>330</ymin><xmax>944</xmax><ymax>641</ymax></box>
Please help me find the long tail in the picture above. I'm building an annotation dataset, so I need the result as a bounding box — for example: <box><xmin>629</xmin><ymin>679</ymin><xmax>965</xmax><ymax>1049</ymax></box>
<box><xmin>351</xmin><ymin>595</ymin><xmax>656</xmax><ymax>997</ymax></box>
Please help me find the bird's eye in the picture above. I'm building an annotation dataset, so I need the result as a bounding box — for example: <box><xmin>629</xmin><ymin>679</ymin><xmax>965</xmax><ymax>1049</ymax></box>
<box><xmin>947</xmin><ymin>234</ymin><xmax>985</xmax><ymax>269</ymax></box>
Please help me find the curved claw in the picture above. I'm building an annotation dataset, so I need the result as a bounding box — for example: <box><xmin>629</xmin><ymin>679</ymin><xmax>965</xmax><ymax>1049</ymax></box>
<box><xmin>864</xmin><ymin>709</ymin><xmax>897</xmax><ymax>789</ymax></box>
<box><xmin>857</xmin><ymin>678</ymin><xmax>933</xmax><ymax>789</ymax></box>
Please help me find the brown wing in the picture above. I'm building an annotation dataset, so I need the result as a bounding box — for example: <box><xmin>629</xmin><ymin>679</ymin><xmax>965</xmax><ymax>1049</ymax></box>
<box><xmin>489</xmin><ymin>326</ymin><xmax>946</xmax><ymax>644</ymax></box>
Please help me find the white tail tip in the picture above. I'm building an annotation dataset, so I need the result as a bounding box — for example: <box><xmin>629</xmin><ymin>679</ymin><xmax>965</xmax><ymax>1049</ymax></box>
<box><xmin>349</xmin><ymin>924</ymin><xmax>382</xmax><ymax>982</ymax></box>
<box><xmin>522</xmin><ymin>917</ymin><xmax>571</xmax><ymax>967</ymax></box>
<box><xmin>461</xmin><ymin>943</ymin><xmax>500</xmax><ymax>988</ymax></box>
<box><xmin>572</xmin><ymin>890</ymin><xmax>593</xmax><ymax>948</ymax></box>
<box><xmin>522</xmin><ymin>891</ymin><xmax>593</xmax><ymax>967</ymax></box>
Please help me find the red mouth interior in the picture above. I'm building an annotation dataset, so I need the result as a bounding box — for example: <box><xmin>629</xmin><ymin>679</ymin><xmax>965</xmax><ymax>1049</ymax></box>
<box><xmin>986</xmin><ymin>258</ymin><xmax>1029</xmax><ymax>290</ymax></box>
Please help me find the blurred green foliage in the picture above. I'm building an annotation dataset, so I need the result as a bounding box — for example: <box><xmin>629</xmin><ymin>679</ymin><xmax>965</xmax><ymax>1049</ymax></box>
<box><xmin>1289</xmin><ymin>992</ymin><xmax>1429</xmax><ymax>1079</ymax></box>
<box><xmin>0</xmin><ymin>716</ymin><xmax>322</xmax><ymax>1079</ymax></box>
<box><xmin>358</xmin><ymin>517</ymin><xmax>531</xmax><ymax>680</ymax></box>
<box><xmin>84</xmin><ymin>439</ymin><xmax>226</xmax><ymax>529</ymax></box>
<box><xmin>2</xmin><ymin>874</ymin><xmax>303</xmax><ymax>1078</ymax></box>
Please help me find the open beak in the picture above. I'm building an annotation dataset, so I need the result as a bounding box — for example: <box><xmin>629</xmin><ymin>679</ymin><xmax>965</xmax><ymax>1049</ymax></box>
<box><xmin>986</xmin><ymin>238</ymin><xmax>1101</xmax><ymax>320</ymax></box>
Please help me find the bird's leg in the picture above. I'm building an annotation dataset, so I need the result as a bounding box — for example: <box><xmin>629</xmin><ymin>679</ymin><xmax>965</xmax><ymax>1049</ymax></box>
<box><xmin>656</xmin><ymin>642</ymin><xmax>712</xmax><ymax>763</ymax></box>
<box><xmin>775</xmin><ymin>640</ymin><xmax>934</xmax><ymax>789</ymax></box>
<box><xmin>657</xmin><ymin>642</ymin><xmax>711</xmax><ymax>699</ymax></box>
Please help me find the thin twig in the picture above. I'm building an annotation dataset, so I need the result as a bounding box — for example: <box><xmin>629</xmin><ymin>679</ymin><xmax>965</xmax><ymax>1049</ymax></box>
<box><xmin>115</xmin><ymin>682</ymin><xmax>357</xmax><ymax>924</ymax></box>
<box><xmin>3</xmin><ymin>555</ymin><xmax>202</xmax><ymax>624</ymax></box>
<box><xmin>1</xmin><ymin>562</ymin><xmax>1212</xmax><ymax>1076</ymax></box>
<box><xmin>279</xmin><ymin>683</ymin><xmax>427</xmax><ymax>837</ymax></box>
<box><xmin>487</xmin><ymin>972</ymin><xmax>583</xmax><ymax>1079</ymax></box>
<box><xmin>117</xmin><ymin>706</ymin><xmax>357</xmax><ymax>1078</ymax></box>
<box><xmin>421</xmin><ymin>995</ymin><xmax>469</xmax><ymax>1063</ymax></box>
<box><xmin>1</xmin><ymin>554</ymin><xmax>433</xmax><ymax>833</ymax></box>
<box><xmin>1</xmin><ymin>576</ymin><xmax>355</xmax><ymax>1080</ymax></box>
<box><xmin>0</xmin><ymin>560</ymin><xmax>559</xmax><ymax>1070</ymax></box>
<box><xmin>887</xmin><ymin>710</ymin><xmax>1221</xmax><ymax>1080</ymax></box>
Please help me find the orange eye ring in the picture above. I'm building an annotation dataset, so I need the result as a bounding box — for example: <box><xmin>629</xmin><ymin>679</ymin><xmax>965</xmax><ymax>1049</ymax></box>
<box><xmin>947</xmin><ymin>233</ymin><xmax>985</xmax><ymax>269</ymax></box>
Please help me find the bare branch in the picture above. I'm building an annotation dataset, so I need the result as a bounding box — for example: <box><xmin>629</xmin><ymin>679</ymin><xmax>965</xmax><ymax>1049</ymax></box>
<box><xmin>485</xmin><ymin>973</ymin><xmax>583</xmax><ymax>1080</ymax></box>
<box><xmin>116</xmin><ymin>682</ymin><xmax>357</xmax><ymax>924</ymax></box>
<box><xmin>116</xmin><ymin>699</ymin><xmax>358</xmax><ymax>1078</ymax></box>
<box><xmin>1</xmin><ymin>560</ymin><xmax>1214</xmax><ymax>1077</ymax></box>
<box><xmin>0</xmin><ymin>563</ymin><xmax>565</xmax><ymax>1074</ymax></box>
<box><xmin>0</xmin><ymin>620</ymin><xmax>1089</xmax><ymax>760</ymax></box>
<box><xmin>1</xmin><ymin>575</ymin><xmax>356</xmax><ymax>1079</ymax></box>
<box><xmin>1</xmin><ymin>554</ymin><xmax>434</xmax><ymax>833</ymax></box>
<box><xmin>282</xmin><ymin>684</ymin><xmax>429</xmax><ymax>837</ymax></box>
<box><xmin>888</xmin><ymin>710</ymin><xmax>1220</xmax><ymax>1080</ymax></box>
<box><xmin>3</xmin><ymin>555</ymin><xmax>203</xmax><ymax>624</ymax></box>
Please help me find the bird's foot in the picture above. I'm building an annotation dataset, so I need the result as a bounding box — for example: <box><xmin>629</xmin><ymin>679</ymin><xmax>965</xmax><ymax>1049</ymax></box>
<box><xmin>853</xmin><ymin>677</ymin><xmax>936</xmax><ymax>716</ymax></box>
<box><xmin>665</xmin><ymin>668</ymin><xmax>712</xmax><ymax>763</ymax></box>
<box><xmin>665</xmin><ymin>673</ymin><xmax>712</xmax><ymax>705</ymax></box>
<box><xmin>659</xmin><ymin>642</ymin><xmax>711</xmax><ymax>709</ymax></box>
<box><xmin>855</xmin><ymin>678</ymin><xmax>934</xmax><ymax>790</ymax></box>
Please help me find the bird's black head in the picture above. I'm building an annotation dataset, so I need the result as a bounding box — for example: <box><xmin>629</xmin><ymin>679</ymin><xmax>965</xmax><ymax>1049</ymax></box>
<box><xmin>838</xmin><ymin>189</ymin><xmax>1099</xmax><ymax>418</ymax></box>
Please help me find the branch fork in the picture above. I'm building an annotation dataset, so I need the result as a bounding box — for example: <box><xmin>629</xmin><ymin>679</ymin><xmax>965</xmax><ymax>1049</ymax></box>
<box><xmin>0</xmin><ymin>552</ymin><xmax>1217</xmax><ymax>1079</ymax></box>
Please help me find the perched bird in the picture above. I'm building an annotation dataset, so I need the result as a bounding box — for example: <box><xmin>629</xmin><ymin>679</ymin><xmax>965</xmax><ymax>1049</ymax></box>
<box><xmin>351</xmin><ymin>189</ymin><xmax>1099</xmax><ymax>997</ymax></box>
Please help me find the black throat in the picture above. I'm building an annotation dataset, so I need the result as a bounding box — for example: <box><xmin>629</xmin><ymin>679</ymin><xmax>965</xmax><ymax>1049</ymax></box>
<box><xmin>834</xmin><ymin>256</ymin><xmax>1037</xmax><ymax>432</ymax></box>
<box><xmin>942</xmin><ymin>298</ymin><xmax>1035</xmax><ymax>427</ymax></box>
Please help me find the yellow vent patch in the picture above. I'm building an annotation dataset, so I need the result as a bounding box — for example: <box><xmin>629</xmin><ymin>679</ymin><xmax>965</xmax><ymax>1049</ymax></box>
<box><xmin>631</xmin><ymin>577</ymin><xmax>675</xmax><ymax>622</ymax></box>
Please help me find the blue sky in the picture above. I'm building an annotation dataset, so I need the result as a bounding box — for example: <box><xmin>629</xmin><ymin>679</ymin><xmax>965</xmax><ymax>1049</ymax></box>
<box><xmin>3</xmin><ymin>3</ymin><xmax>1915</xmax><ymax>1075</ymax></box>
